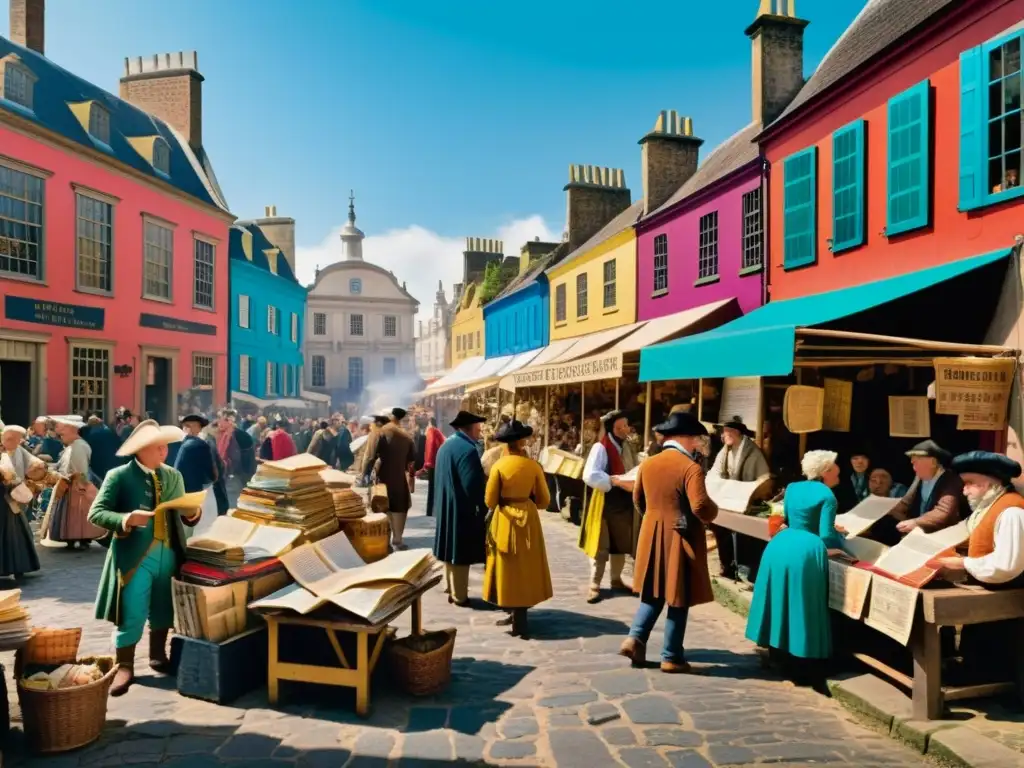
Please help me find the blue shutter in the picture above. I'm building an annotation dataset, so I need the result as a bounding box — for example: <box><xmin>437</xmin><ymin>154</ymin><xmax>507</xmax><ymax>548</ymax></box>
<box><xmin>886</xmin><ymin>80</ymin><xmax>931</xmax><ymax>235</ymax></box>
<box><xmin>831</xmin><ymin>120</ymin><xmax>865</xmax><ymax>252</ymax></box>
<box><xmin>782</xmin><ymin>147</ymin><xmax>817</xmax><ymax>269</ymax></box>
<box><xmin>959</xmin><ymin>47</ymin><xmax>984</xmax><ymax>211</ymax></box>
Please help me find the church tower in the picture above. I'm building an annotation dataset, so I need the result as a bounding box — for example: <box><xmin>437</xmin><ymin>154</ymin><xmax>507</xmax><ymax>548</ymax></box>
<box><xmin>340</xmin><ymin>191</ymin><xmax>365</xmax><ymax>261</ymax></box>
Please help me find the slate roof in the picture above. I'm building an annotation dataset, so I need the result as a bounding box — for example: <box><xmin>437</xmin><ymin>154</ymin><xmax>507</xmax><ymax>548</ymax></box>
<box><xmin>492</xmin><ymin>241</ymin><xmax>570</xmax><ymax>303</ymax></box>
<box><xmin>773</xmin><ymin>0</ymin><xmax>960</xmax><ymax>125</ymax></box>
<box><xmin>229</xmin><ymin>223</ymin><xmax>300</xmax><ymax>285</ymax></box>
<box><xmin>646</xmin><ymin>122</ymin><xmax>761</xmax><ymax>219</ymax></box>
<box><xmin>0</xmin><ymin>35</ymin><xmax>228</xmax><ymax>211</ymax></box>
<box><xmin>550</xmin><ymin>200</ymin><xmax>645</xmax><ymax>272</ymax></box>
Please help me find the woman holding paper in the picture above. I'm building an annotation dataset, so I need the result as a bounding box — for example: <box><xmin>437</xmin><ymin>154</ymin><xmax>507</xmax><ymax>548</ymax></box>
<box><xmin>746</xmin><ymin>450</ymin><xmax>846</xmax><ymax>670</ymax></box>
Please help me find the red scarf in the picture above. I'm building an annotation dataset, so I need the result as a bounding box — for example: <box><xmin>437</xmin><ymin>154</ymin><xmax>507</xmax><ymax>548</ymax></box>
<box><xmin>424</xmin><ymin>426</ymin><xmax>445</xmax><ymax>469</ymax></box>
<box><xmin>269</xmin><ymin>429</ymin><xmax>297</xmax><ymax>461</ymax></box>
<box><xmin>600</xmin><ymin>433</ymin><xmax>625</xmax><ymax>476</ymax></box>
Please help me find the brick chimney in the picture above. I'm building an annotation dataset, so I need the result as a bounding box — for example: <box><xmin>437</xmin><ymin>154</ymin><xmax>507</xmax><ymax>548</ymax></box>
<box><xmin>747</xmin><ymin>0</ymin><xmax>809</xmax><ymax>126</ymax></box>
<box><xmin>519</xmin><ymin>237</ymin><xmax>561</xmax><ymax>276</ymax></box>
<box><xmin>564</xmin><ymin>165</ymin><xmax>631</xmax><ymax>252</ymax></box>
<box><xmin>639</xmin><ymin>111</ymin><xmax>703</xmax><ymax>216</ymax></box>
<box><xmin>253</xmin><ymin>205</ymin><xmax>296</xmax><ymax>275</ymax></box>
<box><xmin>119</xmin><ymin>51</ymin><xmax>204</xmax><ymax>151</ymax></box>
<box><xmin>463</xmin><ymin>237</ymin><xmax>503</xmax><ymax>286</ymax></box>
<box><xmin>10</xmin><ymin>0</ymin><xmax>44</xmax><ymax>55</ymax></box>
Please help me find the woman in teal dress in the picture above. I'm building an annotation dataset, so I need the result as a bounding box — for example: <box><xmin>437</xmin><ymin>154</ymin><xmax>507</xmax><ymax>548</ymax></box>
<box><xmin>745</xmin><ymin>449</ymin><xmax>846</xmax><ymax>664</ymax></box>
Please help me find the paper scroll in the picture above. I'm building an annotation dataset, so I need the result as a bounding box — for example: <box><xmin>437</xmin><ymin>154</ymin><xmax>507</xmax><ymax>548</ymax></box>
<box><xmin>834</xmin><ymin>495</ymin><xmax>901</xmax><ymax>539</ymax></box>
<box><xmin>828</xmin><ymin>560</ymin><xmax>873</xmax><ymax>619</ymax></box>
<box><xmin>705</xmin><ymin>475</ymin><xmax>771</xmax><ymax>513</ymax></box>
<box><xmin>822</xmin><ymin>378</ymin><xmax>853</xmax><ymax>432</ymax></box>
<box><xmin>933</xmin><ymin>357</ymin><xmax>1015</xmax><ymax>430</ymax></box>
<box><xmin>783</xmin><ymin>385</ymin><xmax>824</xmax><ymax>433</ymax></box>
<box><xmin>864</xmin><ymin>576</ymin><xmax>919</xmax><ymax>645</ymax></box>
<box><xmin>719</xmin><ymin>377</ymin><xmax>761</xmax><ymax>432</ymax></box>
<box><xmin>872</xmin><ymin>521</ymin><xmax>968</xmax><ymax>587</ymax></box>
<box><xmin>888</xmin><ymin>396</ymin><xmax>930</xmax><ymax>438</ymax></box>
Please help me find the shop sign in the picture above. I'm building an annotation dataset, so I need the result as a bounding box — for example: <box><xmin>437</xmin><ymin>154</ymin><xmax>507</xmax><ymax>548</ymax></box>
<box><xmin>4</xmin><ymin>296</ymin><xmax>104</xmax><ymax>331</ymax></box>
<box><xmin>499</xmin><ymin>352</ymin><xmax>622</xmax><ymax>392</ymax></box>
<box><xmin>933</xmin><ymin>357</ymin><xmax>1015</xmax><ymax>430</ymax></box>
<box><xmin>888</xmin><ymin>396</ymin><xmax>930</xmax><ymax>438</ymax></box>
<box><xmin>139</xmin><ymin>313</ymin><xmax>218</xmax><ymax>336</ymax></box>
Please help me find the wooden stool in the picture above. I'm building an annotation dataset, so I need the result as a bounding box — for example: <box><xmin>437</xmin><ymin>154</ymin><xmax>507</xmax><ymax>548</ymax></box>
<box><xmin>341</xmin><ymin>513</ymin><xmax>390</xmax><ymax>563</ymax></box>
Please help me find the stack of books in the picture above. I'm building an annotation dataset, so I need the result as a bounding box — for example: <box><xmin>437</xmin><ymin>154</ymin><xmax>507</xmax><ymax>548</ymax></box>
<box><xmin>0</xmin><ymin>589</ymin><xmax>31</xmax><ymax>650</ymax></box>
<box><xmin>321</xmin><ymin>469</ymin><xmax>366</xmax><ymax>520</ymax></box>
<box><xmin>232</xmin><ymin>454</ymin><xmax>339</xmax><ymax>542</ymax></box>
<box><xmin>187</xmin><ymin>517</ymin><xmax>301</xmax><ymax>568</ymax></box>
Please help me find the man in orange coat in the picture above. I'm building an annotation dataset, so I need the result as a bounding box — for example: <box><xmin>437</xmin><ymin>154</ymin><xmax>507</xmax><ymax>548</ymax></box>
<box><xmin>619</xmin><ymin>411</ymin><xmax>718</xmax><ymax>674</ymax></box>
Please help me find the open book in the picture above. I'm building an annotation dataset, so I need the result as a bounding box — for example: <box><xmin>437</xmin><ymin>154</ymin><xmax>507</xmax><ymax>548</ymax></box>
<box><xmin>706</xmin><ymin>474</ymin><xmax>772</xmax><ymax>513</ymax></box>
<box><xmin>834</xmin><ymin>495</ymin><xmax>902</xmax><ymax>539</ymax></box>
<box><xmin>187</xmin><ymin>516</ymin><xmax>301</xmax><ymax>565</ymax></box>
<box><xmin>870</xmin><ymin>521</ymin><xmax>969</xmax><ymax>588</ymax></box>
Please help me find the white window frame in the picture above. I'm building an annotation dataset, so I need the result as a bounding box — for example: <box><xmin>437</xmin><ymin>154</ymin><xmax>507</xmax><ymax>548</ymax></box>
<box><xmin>69</xmin><ymin>343</ymin><xmax>112</xmax><ymax>417</ymax></box>
<box><xmin>239</xmin><ymin>354</ymin><xmax>251</xmax><ymax>393</ymax></box>
<box><xmin>0</xmin><ymin>160</ymin><xmax>46</xmax><ymax>281</ymax></box>
<box><xmin>239</xmin><ymin>295</ymin><xmax>251</xmax><ymax>329</ymax></box>
<box><xmin>192</xmin><ymin>354</ymin><xmax>214</xmax><ymax>388</ymax></box>
<box><xmin>266</xmin><ymin>361</ymin><xmax>276</xmax><ymax>396</ymax></box>
<box><xmin>267</xmin><ymin>305</ymin><xmax>278</xmax><ymax>335</ymax></box>
<box><xmin>193</xmin><ymin>237</ymin><xmax>215</xmax><ymax>310</ymax></box>
<box><xmin>290</xmin><ymin>312</ymin><xmax>298</xmax><ymax>343</ymax></box>
<box><xmin>74</xmin><ymin>191</ymin><xmax>114</xmax><ymax>295</ymax></box>
<box><xmin>576</xmin><ymin>273</ymin><xmax>588</xmax><ymax>318</ymax></box>
<box><xmin>602</xmin><ymin>259</ymin><xmax>616</xmax><ymax>309</ymax></box>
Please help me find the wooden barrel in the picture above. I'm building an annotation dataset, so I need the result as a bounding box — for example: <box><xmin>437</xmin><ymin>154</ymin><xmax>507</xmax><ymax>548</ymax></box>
<box><xmin>341</xmin><ymin>512</ymin><xmax>391</xmax><ymax>563</ymax></box>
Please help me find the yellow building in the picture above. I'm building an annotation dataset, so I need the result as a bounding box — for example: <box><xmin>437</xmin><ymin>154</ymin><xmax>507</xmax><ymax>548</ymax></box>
<box><xmin>451</xmin><ymin>282</ymin><xmax>485</xmax><ymax>363</ymax></box>
<box><xmin>548</xmin><ymin>201</ymin><xmax>642</xmax><ymax>340</ymax></box>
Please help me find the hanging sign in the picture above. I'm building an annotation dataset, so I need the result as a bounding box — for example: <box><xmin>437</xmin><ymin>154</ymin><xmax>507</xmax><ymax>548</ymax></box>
<box><xmin>822</xmin><ymin>378</ymin><xmax>853</xmax><ymax>432</ymax></box>
<box><xmin>782</xmin><ymin>385</ymin><xmax>824</xmax><ymax>433</ymax></box>
<box><xmin>4</xmin><ymin>296</ymin><xmax>104</xmax><ymax>331</ymax></box>
<box><xmin>498</xmin><ymin>352</ymin><xmax>622</xmax><ymax>392</ymax></box>
<box><xmin>888</xmin><ymin>396</ymin><xmax>930</xmax><ymax>438</ymax></box>
<box><xmin>719</xmin><ymin>377</ymin><xmax>761</xmax><ymax>432</ymax></box>
<box><xmin>933</xmin><ymin>357</ymin><xmax>1015</xmax><ymax>430</ymax></box>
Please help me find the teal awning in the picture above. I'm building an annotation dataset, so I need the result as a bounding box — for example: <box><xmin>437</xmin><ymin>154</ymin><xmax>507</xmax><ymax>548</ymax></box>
<box><xmin>639</xmin><ymin>249</ymin><xmax>1011</xmax><ymax>383</ymax></box>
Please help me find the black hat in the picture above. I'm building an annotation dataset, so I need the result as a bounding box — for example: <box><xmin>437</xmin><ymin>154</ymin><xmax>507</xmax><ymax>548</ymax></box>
<box><xmin>180</xmin><ymin>414</ymin><xmax>210</xmax><ymax>428</ymax></box>
<box><xmin>390</xmin><ymin>407</ymin><xmax>408</xmax><ymax>421</ymax></box>
<box><xmin>653</xmin><ymin>411</ymin><xmax>708</xmax><ymax>438</ymax></box>
<box><xmin>718</xmin><ymin>415</ymin><xmax>754</xmax><ymax>437</ymax></box>
<box><xmin>450</xmin><ymin>410</ymin><xmax>486</xmax><ymax>429</ymax></box>
<box><xmin>494</xmin><ymin>419</ymin><xmax>534</xmax><ymax>443</ymax></box>
<box><xmin>952</xmin><ymin>451</ymin><xmax>1022</xmax><ymax>485</ymax></box>
<box><xmin>905</xmin><ymin>440</ymin><xmax>952</xmax><ymax>466</ymax></box>
<box><xmin>373</xmin><ymin>414</ymin><xmax>389</xmax><ymax>426</ymax></box>
<box><xmin>600</xmin><ymin>409</ymin><xmax>627</xmax><ymax>427</ymax></box>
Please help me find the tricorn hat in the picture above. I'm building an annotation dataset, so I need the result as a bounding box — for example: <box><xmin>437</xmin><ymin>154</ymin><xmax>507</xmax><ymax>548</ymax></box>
<box><xmin>450</xmin><ymin>410</ymin><xmax>486</xmax><ymax>429</ymax></box>
<box><xmin>600</xmin><ymin>409</ymin><xmax>627</xmax><ymax>427</ymax></box>
<box><xmin>180</xmin><ymin>413</ymin><xmax>210</xmax><ymax>428</ymax></box>
<box><xmin>116</xmin><ymin>419</ymin><xmax>185</xmax><ymax>457</ymax></box>
<box><xmin>372</xmin><ymin>414</ymin><xmax>389</xmax><ymax>426</ymax></box>
<box><xmin>494</xmin><ymin>419</ymin><xmax>534</xmax><ymax>443</ymax></box>
<box><xmin>905</xmin><ymin>439</ymin><xmax>952</xmax><ymax>466</ymax></box>
<box><xmin>718</xmin><ymin>415</ymin><xmax>754</xmax><ymax>437</ymax></box>
<box><xmin>653</xmin><ymin>411</ymin><xmax>708</xmax><ymax>438</ymax></box>
<box><xmin>390</xmin><ymin>407</ymin><xmax>408</xmax><ymax>421</ymax></box>
<box><xmin>952</xmin><ymin>450</ymin><xmax>1022</xmax><ymax>485</ymax></box>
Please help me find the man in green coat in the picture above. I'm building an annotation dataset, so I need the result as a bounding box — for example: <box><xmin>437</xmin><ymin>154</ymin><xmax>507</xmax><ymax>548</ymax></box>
<box><xmin>88</xmin><ymin>420</ymin><xmax>203</xmax><ymax>696</ymax></box>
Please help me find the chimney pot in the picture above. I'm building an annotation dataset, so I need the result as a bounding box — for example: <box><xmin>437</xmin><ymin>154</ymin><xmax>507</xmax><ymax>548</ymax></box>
<box><xmin>10</xmin><ymin>0</ymin><xmax>45</xmax><ymax>55</ymax></box>
<box><xmin>748</xmin><ymin>0</ymin><xmax>809</xmax><ymax>125</ymax></box>
<box><xmin>639</xmin><ymin>110</ymin><xmax>704</xmax><ymax>215</ymax></box>
<box><xmin>119</xmin><ymin>49</ymin><xmax>205</xmax><ymax>151</ymax></box>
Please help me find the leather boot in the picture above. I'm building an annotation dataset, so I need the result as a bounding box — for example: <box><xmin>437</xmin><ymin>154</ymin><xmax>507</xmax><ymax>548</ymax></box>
<box><xmin>510</xmin><ymin>609</ymin><xmax>529</xmax><ymax>639</ymax></box>
<box><xmin>618</xmin><ymin>637</ymin><xmax>646</xmax><ymax>666</ymax></box>
<box><xmin>111</xmin><ymin>645</ymin><xmax>136</xmax><ymax>697</ymax></box>
<box><xmin>149</xmin><ymin>628</ymin><xmax>172</xmax><ymax>674</ymax></box>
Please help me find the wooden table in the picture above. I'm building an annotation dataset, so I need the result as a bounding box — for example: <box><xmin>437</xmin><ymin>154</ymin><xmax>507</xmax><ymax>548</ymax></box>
<box><xmin>713</xmin><ymin>509</ymin><xmax>770</xmax><ymax>541</ymax></box>
<box><xmin>262</xmin><ymin>575</ymin><xmax>441</xmax><ymax>717</ymax></box>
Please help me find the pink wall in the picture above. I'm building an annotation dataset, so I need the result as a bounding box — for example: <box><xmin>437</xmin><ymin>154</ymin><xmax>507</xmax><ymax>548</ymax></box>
<box><xmin>0</xmin><ymin>124</ymin><xmax>230</xmax><ymax>416</ymax></box>
<box><xmin>637</xmin><ymin>164</ymin><xmax>764</xmax><ymax>320</ymax></box>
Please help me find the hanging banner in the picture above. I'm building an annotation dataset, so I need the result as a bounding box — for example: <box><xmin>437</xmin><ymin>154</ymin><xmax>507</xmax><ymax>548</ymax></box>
<box><xmin>719</xmin><ymin>377</ymin><xmax>761</xmax><ymax>431</ymax></box>
<box><xmin>822</xmin><ymin>378</ymin><xmax>853</xmax><ymax>432</ymax></box>
<box><xmin>933</xmin><ymin>357</ymin><xmax>1015</xmax><ymax>430</ymax></box>
<box><xmin>498</xmin><ymin>352</ymin><xmax>622</xmax><ymax>392</ymax></box>
<box><xmin>888</xmin><ymin>396</ymin><xmax>930</xmax><ymax>438</ymax></box>
<box><xmin>782</xmin><ymin>385</ymin><xmax>824</xmax><ymax>433</ymax></box>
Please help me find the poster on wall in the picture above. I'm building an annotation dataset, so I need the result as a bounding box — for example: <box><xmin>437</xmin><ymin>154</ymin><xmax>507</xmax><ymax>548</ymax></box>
<box><xmin>783</xmin><ymin>385</ymin><xmax>824</xmax><ymax>433</ymax></box>
<box><xmin>888</xmin><ymin>396</ymin><xmax>930</xmax><ymax>438</ymax></box>
<box><xmin>933</xmin><ymin>357</ymin><xmax>1015</xmax><ymax>430</ymax></box>
<box><xmin>719</xmin><ymin>377</ymin><xmax>762</xmax><ymax>433</ymax></box>
<box><xmin>822</xmin><ymin>378</ymin><xmax>853</xmax><ymax>432</ymax></box>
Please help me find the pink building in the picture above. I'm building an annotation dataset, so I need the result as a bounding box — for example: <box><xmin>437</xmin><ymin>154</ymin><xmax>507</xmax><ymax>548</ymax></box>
<box><xmin>636</xmin><ymin>4</ymin><xmax>808</xmax><ymax>321</ymax></box>
<box><xmin>0</xmin><ymin>2</ymin><xmax>232</xmax><ymax>425</ymax></box>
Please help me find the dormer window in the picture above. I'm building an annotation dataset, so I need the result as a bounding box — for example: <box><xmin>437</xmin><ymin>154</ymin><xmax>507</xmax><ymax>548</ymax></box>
<box><xmin>0</xmin><ymin>56</ymin><xmax>36</xmax><ymax>110</ymax></box>
<box><xmin>89</xmin><ymin>104</ymin><xmax>111</xmax><ymax>146</ymax></box>
<box><xmin>152</xmin><ymin>138</ymin><xmax>170</xmax><ymax>175</ymax></box>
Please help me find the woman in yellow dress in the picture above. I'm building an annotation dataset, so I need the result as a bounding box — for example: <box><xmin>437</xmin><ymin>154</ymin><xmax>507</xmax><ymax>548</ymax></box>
<box><xmin>483</xmin><ymin>420</ymin><xmax>553</xmax><ymax>638</ymax></box>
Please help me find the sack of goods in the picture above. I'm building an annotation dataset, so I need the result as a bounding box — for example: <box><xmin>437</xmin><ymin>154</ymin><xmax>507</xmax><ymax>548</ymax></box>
<box><xmin>21</xmin><ymin>663</ymin><xmax>105</xmax><ymax>691</ymax></box>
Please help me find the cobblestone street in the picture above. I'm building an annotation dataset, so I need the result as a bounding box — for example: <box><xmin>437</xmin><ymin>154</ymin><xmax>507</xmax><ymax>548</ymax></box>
<box><xmin>2</xmin><ymin>487</ymin><xmax>931</xmax><ymax>767</ymax></box>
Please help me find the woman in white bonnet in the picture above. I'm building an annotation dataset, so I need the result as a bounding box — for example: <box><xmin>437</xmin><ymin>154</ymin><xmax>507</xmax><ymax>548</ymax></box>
<box><xmin>0</xmin><ymin>424</ymin><xmax>56</xmax><ymax>579</ymax></box>
<box><xmin>744</xmin><ymin>449</ymin><xmax>847</xmax><ymax>681</ymax></box>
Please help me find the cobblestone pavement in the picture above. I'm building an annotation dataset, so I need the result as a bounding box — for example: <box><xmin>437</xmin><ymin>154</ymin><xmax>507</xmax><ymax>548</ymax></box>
<box><xmin>2</xmin><ymin>486</ymin><xmax>931</xmax><ymax>767</ymax></box>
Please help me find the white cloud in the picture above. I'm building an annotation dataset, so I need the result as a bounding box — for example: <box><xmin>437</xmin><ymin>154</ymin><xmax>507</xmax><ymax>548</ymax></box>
<box><xmin>294</xmin><ymin>215</ymin><xmax>560</xmax><ymax>319</ymax></box>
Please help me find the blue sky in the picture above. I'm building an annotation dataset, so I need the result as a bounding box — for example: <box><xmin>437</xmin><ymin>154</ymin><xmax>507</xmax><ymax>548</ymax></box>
<box><xmin>3</xmin><ymin>0</ymin><xmax>865</xmax><ymax>312</ymax></box>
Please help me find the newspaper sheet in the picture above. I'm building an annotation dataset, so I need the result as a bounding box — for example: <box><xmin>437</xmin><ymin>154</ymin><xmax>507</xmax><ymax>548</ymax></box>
<box><xmin>154</xmin><ymin>490</ymin><xmax>208</xmax><ymax>513</ymax></box>
<box><xmin>828</xmin><ymin>559</ymin><xmax>873</xmax><ymax>619</ymax></box>
<box><xmin>873</xmin><ymin>522</ymin><xmax>968</xmax><ymax>578</ymax></box>
<box><xmin>844</xmin><ymin>537</ymin><xmax>889</xmax><ymax>565</ymax></box>
<box><xmin>864</xmin><ymin>575</ymin><xmax>919</xmax><ymax>645</ymax></box>
<box><xmin>834</xmin><ymin>495</ymin><xmax>901</xmax><ymax>539</ymax></box>
<box><xmin>705</xmin><ymin>475</ymin><xmax>771</xmax><ymax>513</ymax></box>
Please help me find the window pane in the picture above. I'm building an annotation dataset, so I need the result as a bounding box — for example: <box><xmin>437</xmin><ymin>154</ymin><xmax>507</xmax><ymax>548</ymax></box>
<box><xmin>193</xmin><ymin>240</ymin><xmax>215</xmax><ymax>308</ymax></box>
<box><xmin>144</xmin><ymin>221</ymin><xmax>173</xmax><ymax>299</ymax></box>
<box><xmin>71</xmin><ymin>346</ymin><xmax>110</xmax><ymax>416</ymax></box>
<box><xmin>0</xmin><ymin>165</ymin><xmax>44</xmax><ymax>279</ymax></box>
<box><xmin>75</xmin><ymin>194</ymin><xmax>112</xmax><ymax>292</ymax></box>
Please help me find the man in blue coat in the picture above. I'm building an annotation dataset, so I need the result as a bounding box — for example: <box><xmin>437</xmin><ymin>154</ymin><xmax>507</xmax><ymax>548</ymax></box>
<box><xmin>174</xmin><ymin>414</ymin><xmax>218</xmax><ymax>492</ymax></box>
<box><xmin>431</xmin><ymin>410</ymin><xmax>488</xmax><ymax>606</ymax></box>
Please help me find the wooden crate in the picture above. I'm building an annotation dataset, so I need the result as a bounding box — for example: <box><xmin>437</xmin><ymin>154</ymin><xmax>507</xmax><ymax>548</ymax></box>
<box><xmin>170</xmin><ymin>626</ymin><xmax>266</xmax><ymax>704</ymax></box>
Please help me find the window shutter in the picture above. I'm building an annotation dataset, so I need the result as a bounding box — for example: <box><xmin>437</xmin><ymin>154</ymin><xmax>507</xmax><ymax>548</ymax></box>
<box><xmin>958</xmin><ymin>47</ymin><xmax>984</xmax><ymax>211</ymax></box>
<box><xmin>782</xmin><ymin>147</ymin><xmax>817</xmax><ymax>269</ymax></box>
<box><xmin>886</xmin><ymin>80</ymin><xmax>931</xmax><ymax>235</ymax></box>
<box><xmin>832</xmin><ymin>120</ymin><xmax>865</xmax><ymax>252</ymax></box>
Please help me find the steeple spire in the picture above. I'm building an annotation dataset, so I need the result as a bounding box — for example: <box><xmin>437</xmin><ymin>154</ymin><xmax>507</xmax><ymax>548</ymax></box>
<box><xmin>339</xmin><ymin>189</ymin><xmax>365</xmax><ymax>261</ymax></box>
<box><xmin>348</xmin><ymin>190</ymin><xmax>356</xmax><ymax>224</ymax></box>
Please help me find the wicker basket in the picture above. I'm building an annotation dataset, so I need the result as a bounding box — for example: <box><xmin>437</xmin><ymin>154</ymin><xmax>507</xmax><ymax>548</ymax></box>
<box><xmin>15</xmin><ymin>629</ymin><xmax>116</xmax><ymax>754</ymax></box>
<box><xmin>341</xmin><ymin>513</ymin><xmax>391</xmax><ymax>563</ymax></box>
<box><xmin>386</xmin><ymin>628</ymin><xmax>457</xmax><ymax>696</ymax></box>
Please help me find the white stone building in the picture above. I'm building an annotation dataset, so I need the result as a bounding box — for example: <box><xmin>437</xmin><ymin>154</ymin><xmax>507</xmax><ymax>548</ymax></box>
<box><xmin>305</xmin><ymin>195</ymin><xmax>418</xmax><ymax>406</ymax></box>
<box><xmin>415</xmin><ymin>281</ymin><xmax>461</xmax><ymax>381</ymax></box>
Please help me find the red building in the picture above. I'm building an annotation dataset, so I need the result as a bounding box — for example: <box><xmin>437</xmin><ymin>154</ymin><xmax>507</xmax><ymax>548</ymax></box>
<box><xmin>0</xmin><ymin>1</ymin><xmax>232</xmax><ymax>425</ymax></box>
<box><xmin>762</xmin><ymin>0</ymin><xmax>1024</xmax><ymax>302</ymax></box>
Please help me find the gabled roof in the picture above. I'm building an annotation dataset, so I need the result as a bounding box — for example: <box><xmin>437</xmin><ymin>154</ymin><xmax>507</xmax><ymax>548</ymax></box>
<box><xmin>492</xmin><ymin>241</ymin><xmax>570</xmax><ymax>303</ymax></box>
<box><xmin>646</xmin><ymin>122</ymin><xmax>761</xmax><ymax>220</ymax></box>
<box><xmin>229</xmin><ymin>223</ymin><xmax>299</xmax><ymax>284</ymax></box>
<box><xmin>773</xmin><ymin>0</ymin><xmax>959</xmax><ymax>126</ymax></box>
<box><xmin>551</xmin><ymin>200</ymin><xmax>644</xmax><ymax>273</ymax></box>
<box><xmin>0</xmin><ymin>36</ymin><xmax>228</xmax><ymax>211</ymax></box>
